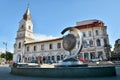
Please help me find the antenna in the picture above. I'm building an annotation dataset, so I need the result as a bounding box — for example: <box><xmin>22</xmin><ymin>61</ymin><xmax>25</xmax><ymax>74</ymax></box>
<box><xmin>27</xmin><ymin>3</ymin><xmax>30</xmax><ymax>9</ymax></box>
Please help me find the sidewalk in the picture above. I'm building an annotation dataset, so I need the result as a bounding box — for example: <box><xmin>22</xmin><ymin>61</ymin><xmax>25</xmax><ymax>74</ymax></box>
<box><xmin>0</xmin><ymin>64</ymin><xmax>9</xmax><ymax>67</ymax></box>
<box><xmin>40</xmin><ymin>64</ymin><xmax>55</xmax><ymax>68</ymax></box>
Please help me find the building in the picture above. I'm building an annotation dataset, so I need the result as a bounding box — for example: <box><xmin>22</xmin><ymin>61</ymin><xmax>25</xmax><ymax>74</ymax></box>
<box><xmin>114</xmin><ymin>39</ymin><xmax>120</xmax><ymax>54</ymax></box>
<box><xmin>75</xmin><ymin>20</ymin><xmax>111</xmax><ymax>60</ymax></box>
<box><xmin>13</xmin><ymin>7</ymin><xmax>68</xmax><ymax>63</ymax></box>
<box><xmin>13</xmin><ymin>7</ymin><xmax>111</xmax><ymax>63</ymax></box>
<box><xmin>109</xmin><ymin>39</ymin><xmax>120</xmax><ymax>60</ymax></box>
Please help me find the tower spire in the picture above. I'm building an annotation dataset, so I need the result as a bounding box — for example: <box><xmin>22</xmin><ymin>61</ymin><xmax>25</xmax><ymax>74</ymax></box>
<box><xmin>23</xmin><ymin>4</ymin><xmax>31</xmax><ymax>20</ymax></box>
<box><xmin>27</xmin><ymin>3</ymin><xmax>29</xmax><ymax>9</ymax></box>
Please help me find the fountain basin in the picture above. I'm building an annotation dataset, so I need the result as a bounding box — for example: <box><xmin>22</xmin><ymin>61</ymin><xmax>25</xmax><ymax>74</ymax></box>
<box><xmin>54</xmin><ymin>61</ymin><xmax>88</xmax><ymax>67</ymax></box>
<box><xmin>11</xmin><ymin>66</ymin><xmax>116</xmax><ymax>78</ymax></box>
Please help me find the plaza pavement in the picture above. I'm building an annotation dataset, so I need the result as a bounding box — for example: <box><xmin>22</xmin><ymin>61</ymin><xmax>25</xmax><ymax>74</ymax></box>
<box><xmin>0</xmin><ymin>64</ymin><xmax>9</xmax><ymax>67</ymax></box>
<box><xmin>0</xmin><ymin>61</ymin><xmax>120</xmax><ymax>68</ymax></box>
<box><xmin>0</xmin><ymin>62</ymin><xmax>120</xmax><ymax>80</ymax></box>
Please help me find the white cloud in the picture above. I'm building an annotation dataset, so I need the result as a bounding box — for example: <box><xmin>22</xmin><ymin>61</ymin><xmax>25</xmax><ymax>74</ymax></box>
<box><xmin>0</xmin><ymin>48</ymin><xmax>13</xmax><ymax>53</ymax></box>
<box><xmin>34</xmin><ymin>33</ymin><xmax>59</xmax><ymax>41</ymax></box>
<box><xmin>0</xmin><ymin>48</ymin><xmax>4</xmax><ymax>53</ymax></box>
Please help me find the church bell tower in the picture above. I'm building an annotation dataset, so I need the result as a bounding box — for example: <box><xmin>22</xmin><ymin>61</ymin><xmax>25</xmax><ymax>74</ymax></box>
<box><xmin>14</xmin><ymin>6</ymin><xmax>34</xmax><ymax>62</ymax></box>
<box><xmin>17</xmin><ymin>6</ymin><xmax>34</xmax><ymax>42</ymax></box>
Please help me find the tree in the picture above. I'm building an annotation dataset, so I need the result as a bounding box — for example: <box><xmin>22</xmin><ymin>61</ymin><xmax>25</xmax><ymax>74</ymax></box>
<box><xmin>111</xmin><ymin>51</ymin><xmax>115</xmax><ymax>56</ymax></box>
<box><xmin>1</xmin><ymin>53</ymin><xmax>5</xmax><ymax>58</ymax></box>
<box><xmin>6</xmin><ymin>52</ymin><xmax>13</xmax><ymax>60</ymax></box>
<box><xmin>0</xmin><ymin>52</ymin><xmax>13</xmax><ymax>61</ymax></box>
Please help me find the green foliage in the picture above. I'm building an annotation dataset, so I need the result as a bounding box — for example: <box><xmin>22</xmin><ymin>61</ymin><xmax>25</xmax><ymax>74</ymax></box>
<box><xmin>0</xmin><ymin>52</ymin><xmax>13</xmax><ymax>60</ymax></box>
<box><xmin>6</xmin><ymin>52</ymin><xmax>13</xmax><ymax>60</ymax></box>
<box><xmin>1</xmin><ymin>53</ymin><xmax>5</xmax><ymax>58</ymax></box>
<box><xmin>111</xmin><ymin>51</ymin><xmax>115</xmax><ymax>56</ymax></box>
<box><xmin>0</xmin><ymin>58</ymin><xmax>4</xmax><ymax>62</ymax></box>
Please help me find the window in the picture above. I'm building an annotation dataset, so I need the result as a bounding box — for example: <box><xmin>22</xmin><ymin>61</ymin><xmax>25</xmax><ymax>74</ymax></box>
<box><xmin>49</xmin><ymin>44</ymin><xmax>53</xmax><ymax>49</ymax></box>
<box><xmin>104</xmin><ymin>39</ymin><xmax>107</xmax><ymax>46</ymax></box>
<box><xmin>96</xmin><ymin>30</ymin><xmax>99</xmax><ymax>36</ymax></box>
<box><xmin>57</xmin><ymin>55</ymin><xmax>60</xmax><ymax>61</ymax></box>
<box><xmin>28</xmin><ymin>26</ymin><xmax>31</xmax><ymax>30</ymax></box>
<box><xmin>83</xmin><ymin>40</ymin><xmax>87</xmax><ymax>48</ymax></box>
<box><xmin>84</xmin><ymin>53</ymin><xmax>88</xmax><ymax>60</ymax></box>
<box><xmin>98</xmin><ymin>51</ymin><xmax>103</xmax><ymax>58</ymax></box>
<box><xmin>61</xmin><ymin>55</ymin><xmax>64</xmax><ymax>60</ymax></box>
<box><xmin>27</xmin><ymin>46</ymin><xmax>29</xmax><ymax>52</ymax></box>
<box><xmin>21</xmin><ymin>25</ymin><xmax>24</xmax><ymax>29</ymax></box>
<box><xmin>18</xmin><ymin>42</ymin><xmax>21</xmax><ymax>48</ymax></box>
<box><xmin>89</xmin><ymin>40</ymin><xmax>93</xmax><ymax>47</ymax></box>
<box><xmin>96</xmin><ymin>39</ymin><xmax>101</xmax><ymax>46</ymax></box>
<box><xmin>102</xmin><ymin>29</ymin><xmax>106</xmax><ymax>35</ymax></box>
<box><xmin>88</xmin><ymin>31</ymin><xmax>92</xmax><ymax>37</ymax></box>
<box><xmin>20</xmin><ymin>33</ymin><xmax>22</xmax><ymax>37</ymax></box>
<box><xmin>52</xmin><ymin>56</ymin><xmax>54</xmax><ymax>61</ymax></box>
<box><xmin>48</xmin><ymin>56</ymin><xmax>51</xmax><ymax>60</ymax></box>
<box><xmin>83</xmin><ymin>32</ymin><xmax>86</xmax><ymax>37</ymax></box>
<box><xmin>90</xmin><ymin>52</ymin><xmax>95</xmax><ymax>59</ymax></box>
<box><xmin>41</xmin><ymin>44</ymin><xmax>44</xmax><ymax>50</ymax></box>
<box><xmin>57</xmin><ymin>43</ymin><xmax>61</xmax><ymax>49</ymax></box>
<box><xmin>33</xmin><ymin>46</ymin><xmax>36</xmax><ymax>51</ymax></box>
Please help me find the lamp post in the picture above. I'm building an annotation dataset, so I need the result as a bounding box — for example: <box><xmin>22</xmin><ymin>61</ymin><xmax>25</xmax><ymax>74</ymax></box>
<box><xmin>3</xmin><ymin>42</ymin><xmax>7</xmax><ymax>63</ymax></box>
<box><xmin>22</xmin><ymin>41</ymin><xmax>26</xmax><ymax>63</ymax></box>
<box><xmin>104</xmin><ymin>44</ymin><xmax>111</xmax><ymax>60</ymax></box>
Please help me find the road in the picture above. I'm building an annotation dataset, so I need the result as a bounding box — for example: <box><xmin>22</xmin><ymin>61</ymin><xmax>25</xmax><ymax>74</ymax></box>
<box><xmin>0</xmin><ymin>64</ymin><xmax>120</xmax><ymax>80</ymax></box>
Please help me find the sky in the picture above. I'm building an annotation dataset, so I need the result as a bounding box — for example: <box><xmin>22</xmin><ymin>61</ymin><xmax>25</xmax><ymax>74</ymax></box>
<box><xmin>0</xmin><ymin>0</ymin><xmax>120</xmax><ymax>52</ymax></box>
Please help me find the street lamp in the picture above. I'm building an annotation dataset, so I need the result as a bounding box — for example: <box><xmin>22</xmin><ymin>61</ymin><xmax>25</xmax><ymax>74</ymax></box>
<box><xmin>104</xmin><ymin>44</ymin><xmax>111</xmax><ymax>59</ymax></box>
<box><xmin>22</xmin><ymin>41</ymin><xmax>26</xmax><ymax>63</ymax></box>
<box><xmin>3</xmin><ymin>42</ymin><xmax>7</xmax><ymax>62</ymax></box>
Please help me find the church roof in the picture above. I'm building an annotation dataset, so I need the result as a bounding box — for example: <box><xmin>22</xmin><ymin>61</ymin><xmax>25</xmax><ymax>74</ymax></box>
<box><xmin>23</xmin><ymin>7</ymin><xmax>31</xmax><ymax>20</ymax></box>
<box><xmin>25</xmin><ymin>37</ymin><xmax>63</xmax><ymax>45</ymax></box>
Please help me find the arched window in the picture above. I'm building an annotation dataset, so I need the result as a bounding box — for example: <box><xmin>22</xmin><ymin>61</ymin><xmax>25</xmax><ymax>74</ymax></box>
<box><xmin>27</xmin><ymin>46</ymin><xmax>29</xmax><ymax>52</ymax></box>
<box><xmin>57</xmin><ymin>55</ymin><xmax>60</xmax><ymax>61</ymax></box>
<box><xmin>41</xmin><ymin>44</ymin><xmax>44</xmax><ymax>50</ymax></box>
<box><xmin>104</xmin><ymin>39</ymin><xmax>107</xmax><ymax>46</ymax></box>
<box><xmin>61</xmin><ymin>55</ymin><xmax>64</xmax><ymax>60</ymax></box>
<box><xmin>21</xmin><ymin>25</ymin><xmax>24</xmax><ymax>29</ymax></box>
<box><xmin>28</xmin><ymin>26</ymin><xmax>31</xmax><ymax>30</ymax></box>
<box><xmin>52</xmin><ymin>56</ymin><xmax>54</xmax><ymax>61</ymax></box>
<box><xmin>33</xmin><ymin>46</ymin><xmax>36</xmax><ymax>51</ymax></box>
<box><xmin>89</xmin><ymin>40</ymin><xmax>93</xmax><ymax>47</ymax></box>
<box><xmin>49</xmin><ymin>44</ymin><xmax>53</xmax><ymax>49</ymax></box>
<box><xmin>83</xmin><ymin>32</ymin><xmax>86</xmax><ymax>37</ymax></box>
<box><xmin>57</xmin><ymin>43</ymin><xmax>61</xmax><ymax>49</ymax></box>
<box><xmin>96</xmin><ymin>30</ymin><xmax>99</xmax><ymax>36</ymax></box>
<box><xmin>96</xmin><ymin>39</ymin><xmax>101</xmax><ymax>46</ymax></box>
<box><xmin>48</xmin><ymin>56</ymin><xmax>51</xmax><ymax>60</ymax></box>
<box><xmin>88</xmin><ymin>31</ymin><xmax>92</xmax><ymax>37</ymax></box>
<box><xmin>18</xmin><ymin>42</ymin><xmax>21</xmax><ymax>48</ymax></box>
<box><xmin>83</xmin><ymin>40</ymin><xmax>87</xmax><ymax>48</ymax></box>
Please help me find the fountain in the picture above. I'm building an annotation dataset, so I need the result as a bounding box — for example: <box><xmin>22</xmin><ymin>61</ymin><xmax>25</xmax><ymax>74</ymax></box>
<box><xmin>11</xmin><ymin>27</ymin><xmax>116</xmax><ymax>78</ymax></box>
<box><xmin>55</xmin><ymin>27</ymin><xmax>88</xmax><ymax>67</ymax></box>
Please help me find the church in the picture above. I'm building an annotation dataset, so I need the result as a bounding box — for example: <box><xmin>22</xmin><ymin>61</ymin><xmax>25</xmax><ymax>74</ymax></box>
<box><xmin>13</xmin><ymin>7</ymin><xmax>111</xmax><ymax>63</ymax></box>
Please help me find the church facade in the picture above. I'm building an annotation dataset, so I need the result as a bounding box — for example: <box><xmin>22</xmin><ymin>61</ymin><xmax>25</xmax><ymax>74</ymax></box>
<box><xmin>13</xmin><ymin>7</ymin><xmax>111</xmax><ymax>63</ymax></box>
